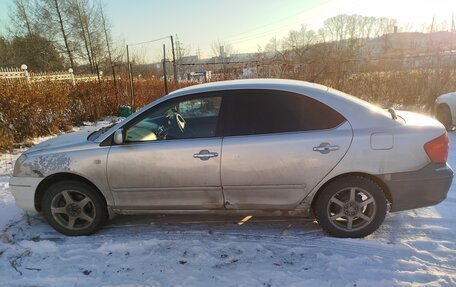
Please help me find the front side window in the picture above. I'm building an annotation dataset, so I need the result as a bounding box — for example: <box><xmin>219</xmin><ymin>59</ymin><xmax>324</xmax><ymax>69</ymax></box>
<box><xmin>224</xmin><ymin>90</ymin><xmax>345</xmax><ymax>136</ymax></box>
<box><xmin>126</xmin><ymin>96</ymin><xmax>222</xmax><ymax>142</ymax></box>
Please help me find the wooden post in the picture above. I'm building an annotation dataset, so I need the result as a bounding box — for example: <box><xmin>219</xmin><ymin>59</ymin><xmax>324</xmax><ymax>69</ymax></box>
<box><xmin>127</xmin><ymin>44</ymin><xmax>135</xmax><ymax>111</ymax></box>
<box><xmin>163</xmin><ymin>44</ymin><xmax>168</xmax><ymax>94</ymax></box>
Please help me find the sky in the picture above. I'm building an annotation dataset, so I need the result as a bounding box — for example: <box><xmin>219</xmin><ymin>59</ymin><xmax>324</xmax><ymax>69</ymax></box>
<box><xmin>0</xmin><ymin>0</ymin><xmax>455</xmax><ymax>60</ymax></box>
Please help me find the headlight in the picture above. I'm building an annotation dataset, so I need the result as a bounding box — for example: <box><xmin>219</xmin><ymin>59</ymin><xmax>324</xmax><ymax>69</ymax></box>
<box><xmin>13</xmin><ymin>154</ymin><xmax>28</xmax><ymax>177</ymax></box>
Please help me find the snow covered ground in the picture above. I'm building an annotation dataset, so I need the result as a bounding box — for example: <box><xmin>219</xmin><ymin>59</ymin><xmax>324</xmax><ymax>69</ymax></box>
<box><xmin>0</xmin><ymin>126</ymin><xmax>455</xmax><ymax>287</ymax></box>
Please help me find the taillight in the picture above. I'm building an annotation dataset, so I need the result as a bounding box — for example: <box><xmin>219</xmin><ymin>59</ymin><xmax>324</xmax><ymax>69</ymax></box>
<box><xmin>424</xmin><ymin>133</ymin><xmax>449</xmax><ymax>164</ymax></box>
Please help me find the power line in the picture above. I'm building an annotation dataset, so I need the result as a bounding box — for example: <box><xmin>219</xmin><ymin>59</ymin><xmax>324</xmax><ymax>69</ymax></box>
<box><xmin>228</xmin><ymin>20</ymin><xmax>307</xmax><ymax>44</ymax></box>
<box><xmin>224</xmin><ymin>0</ymin><xmax>335</xmax><ymax>41</ymax></box>
<box><xmin>128</xmin><ymin>36</ymin><xmax>170</xmax><ymax>47</ymax></box>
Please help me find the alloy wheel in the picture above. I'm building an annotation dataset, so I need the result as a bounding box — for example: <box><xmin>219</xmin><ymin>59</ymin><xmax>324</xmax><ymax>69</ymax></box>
<box><xmin>50</xmin><ymin>190</ymin><xmax>96</xmax><ymax>230</ymax></box>
<box><xmin>326</xmin><ymin>187</ymin><xmax>376</xmax><ymax>232</ymax></box>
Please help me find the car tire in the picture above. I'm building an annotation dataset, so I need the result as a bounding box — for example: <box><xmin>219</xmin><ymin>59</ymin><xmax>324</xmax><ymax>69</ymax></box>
<box><xmin>42</xmin><ymin>181</ymin><xmax>108</xmax><ymax>236</ymax></box>
<box><xmin>314</xmin><ymin>176</ymin><xmax>387</xmax><ymax>238</ymax></box>
<box><xmin>436</xmin><ymin>105</ymin><xmax>452</xmax><ymax>131</ymax></box>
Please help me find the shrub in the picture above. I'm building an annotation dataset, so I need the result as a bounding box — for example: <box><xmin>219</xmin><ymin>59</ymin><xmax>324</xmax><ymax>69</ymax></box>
<box><xmin>0</xmin><ymin>78</ymin><xmax>190</xmax><ymax>151</ymax></box>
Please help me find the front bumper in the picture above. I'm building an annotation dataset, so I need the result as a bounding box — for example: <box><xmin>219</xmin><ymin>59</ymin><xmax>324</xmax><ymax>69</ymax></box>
<box><xmin>9</xmin><ymin>176</ymin><xmax>43</xmax><ymax>213</ymax></box>
<box><xmin>380</xmin><ymin>163</ymin><xmax>453</xmax><ymax>212</ymax></box>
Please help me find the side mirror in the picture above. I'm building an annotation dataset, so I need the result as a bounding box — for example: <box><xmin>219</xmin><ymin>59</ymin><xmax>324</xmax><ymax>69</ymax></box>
<box><xmin>113</xmin><ymin>128</ymin><xmax>124</xmax><ymax>145</ymax></box>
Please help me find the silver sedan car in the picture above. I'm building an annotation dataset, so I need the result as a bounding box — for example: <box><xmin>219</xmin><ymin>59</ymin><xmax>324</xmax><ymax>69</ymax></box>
<box><xmin>10</xmin><ymin>79</ymin><xmax>453</xmax><ymax>237</ymax></box>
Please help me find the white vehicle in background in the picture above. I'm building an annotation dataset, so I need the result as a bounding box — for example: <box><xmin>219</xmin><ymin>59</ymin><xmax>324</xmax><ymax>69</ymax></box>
<box><xmin>435</xmin><ymin>92</ymin><xmax>456</xmax><ymax>130</ymax></box>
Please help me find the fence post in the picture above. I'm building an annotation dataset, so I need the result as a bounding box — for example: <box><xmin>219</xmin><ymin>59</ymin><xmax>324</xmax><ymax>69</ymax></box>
<box><xmin>68</xmin><ymin>68</ymin><xmax>75</xmax><ymax>86</ymax></box>
<box><xmin>21</xmin><ymin>64</ymin><xmax>30</xmax><ymax>85</ymax></box>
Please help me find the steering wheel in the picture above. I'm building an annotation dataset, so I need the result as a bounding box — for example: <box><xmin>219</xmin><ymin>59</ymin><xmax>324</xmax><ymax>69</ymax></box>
<box><xmin>175</xmin><ymin>112</ymin><xmax>186</xmax><ymax>132</ymax></box>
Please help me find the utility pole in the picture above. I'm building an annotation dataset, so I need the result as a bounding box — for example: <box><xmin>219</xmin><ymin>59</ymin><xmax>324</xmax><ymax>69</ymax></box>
<box><xmin>126</xmin><ymin>45</ymin><xmax>135</xmax><ymax>111</ymax></box>
<box><xmin>176</xmin><ymin>34</ymin><xmax>182</xmax><ymax>61</ymax></box>
<box><xmin>126</xmin><ymin>35</ymin><xmax>178</xmax><ymax>95</ymax></box>
<box><xmin>451</xmin><ymin>13</ymin><xmax>455</xmax><ymax>66</ymax></box>
<box><xmin>163</xmin><ymin>44</ymin><xmax>169</xmax><ymax>94</ymax></box>
<box><xmin>176</xmin><ymin>34</ymin><xmax>183</xmax><ymax>83</ymax></box>
<box><xmin>170</xmin><ymin>35</ymin><xmax>179</xmax><ymax>88</ymax></box>
<box><xmin>220</xmin><ymin>45</ymin><xmax>226</xmax><ymax>79</ymax></box>
<box><xmin>452</xmin><ymin>13</ymin><xmax>455</xmax><ymax>32</ymax></box>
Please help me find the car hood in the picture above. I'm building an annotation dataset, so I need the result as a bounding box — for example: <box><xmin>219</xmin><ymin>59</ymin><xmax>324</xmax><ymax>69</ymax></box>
<box><xmin>25</xmin><ymin>126</ymin><xmax>99</xmax><ymax>155</ymax></box>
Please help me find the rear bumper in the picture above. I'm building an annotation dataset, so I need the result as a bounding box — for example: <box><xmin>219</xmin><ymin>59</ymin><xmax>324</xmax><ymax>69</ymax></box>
<box><xmin>9</xmin><ymin>176</ymin><xmax>42</xmax><ymax>213</ymax></box>
<box><xmin>380</xmin><ymin>163</ymin><xmax>453</xmax><ymax>212</ymax></box>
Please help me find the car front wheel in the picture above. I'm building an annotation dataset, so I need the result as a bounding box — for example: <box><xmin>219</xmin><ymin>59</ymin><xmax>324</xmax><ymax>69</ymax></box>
<box><xmin>314</xmin><ymin>176</ymin><xmax>387</xmax><ymax>238</ymax></box>
<box><xmin>42</xmin><ymin>181</ymin><xmax>108</xmax><ymax>236</ymax></box>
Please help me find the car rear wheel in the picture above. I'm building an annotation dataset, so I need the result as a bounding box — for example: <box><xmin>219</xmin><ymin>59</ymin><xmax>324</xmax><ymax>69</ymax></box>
<box><xmin>42</xmin><ymin>181</ymin><xmax>108</xmax><ymax>236</ymax></box>
<box><xmin>436</xmin><ymin>105</ymin><xmax>452</xmax><ymax>131</ymax></box>
<box><xmin>314</xmin><ymin>176</ymin><xmax>387</xmax><ymax>238</ymax></box>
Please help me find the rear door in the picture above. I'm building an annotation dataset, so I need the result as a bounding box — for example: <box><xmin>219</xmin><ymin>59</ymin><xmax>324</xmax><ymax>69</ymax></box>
<box><xmin>221</xmin><ymin>89</ymin><xmax>353</xmax><ymax>210</ymax></box>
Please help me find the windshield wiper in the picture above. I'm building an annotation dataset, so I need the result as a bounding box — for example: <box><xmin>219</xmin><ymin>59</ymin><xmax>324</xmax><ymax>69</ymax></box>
<box><xmin>100</xmin><ymin>125</ymin><xmax>113</xmax><ymax>133</ymax></box>
<box><xmin>97</xmin><ymin>122</ymin><xmax>118</xmax><ymax>134</ymax></box>
<box><xmin>87</xmin><ymin>123</ymin><xmax>118</xmax><ymax>141</ymax></box>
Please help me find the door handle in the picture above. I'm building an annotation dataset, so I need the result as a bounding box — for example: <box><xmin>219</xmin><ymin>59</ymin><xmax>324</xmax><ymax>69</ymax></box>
<box><xmin>193</xmin><ymin>150</ymin><xmax>218</xmax><ymax>160</ymax></box>
<box><xmin>313</xmin><ymin>143</ymin><xmax>340</xmax><ymax>154</ymax></box>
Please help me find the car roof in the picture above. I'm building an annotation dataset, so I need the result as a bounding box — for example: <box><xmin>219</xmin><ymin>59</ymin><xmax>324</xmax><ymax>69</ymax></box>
<box><xmin>167</xmin><ymin>79</ymin><xmax>393</xmax><ymax>124</ymax></box>
<box><xmin>167</xmin><ymin>79</ymin><xmax>329</xmax><ymax>99</ymax></box>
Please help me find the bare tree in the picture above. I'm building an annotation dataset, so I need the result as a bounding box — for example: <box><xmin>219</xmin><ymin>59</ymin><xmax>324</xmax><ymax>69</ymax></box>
<box><xmin>283</xmin><ymin>25</ymin><xmax>317</xmax><ymax>60</ymax></box>
<box><xmin>319</xmin><ymin>14</ymin><xmax>396</xmax><ymax>43</ymax></box>
<box><xmin>9</xmin><ymin>0</ymin><xmax>35</xmax><ymax>36</ymax></box>
<box><xmin>36</xmin><ymin>0</ymin><xmax>75</xmax><ymax>69</ymax></box>
<box><xmin>53</xmin><ymin>0</ymin><xmax>74</xmax><ymax>69</ymax></box>
<box><xmin>211</xmin><ymin>40</ymin><xmax>233</xmax><ymax>59</ymax></box>
<box><xmin>100</xmin><ymin>3</ymin><xmax>118</xmax><ymax>98</ymax></box>
<box><xmin>6</xmin><ymin>0</ymin><xmax>117</xmax><ymax>73</ymax></box>
<box><xmin>68</xmin><ymin>0</ymin><xmax>111</xmax><ymax>74</ymax></box>
<box><xmin>83</xmin><ymin>2</ymin><xmax>99</xmax><ymax>74</ymax></box>
<box><xmin>69</xmin><ymin>0</ymin><xmax>94</xmax><ymax>72</ymax></box>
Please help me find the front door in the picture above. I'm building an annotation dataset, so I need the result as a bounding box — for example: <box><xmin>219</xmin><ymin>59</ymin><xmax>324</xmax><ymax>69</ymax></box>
<box><xmin>107</xmin><ymin>94</ymin><xmax>224</xmax><ymax>210</ymax></box>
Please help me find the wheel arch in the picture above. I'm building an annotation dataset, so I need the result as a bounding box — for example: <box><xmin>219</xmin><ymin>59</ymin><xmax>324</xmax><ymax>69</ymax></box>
<box><xmin>310</xmin><ymin>172</ymin><xmax>392</xmax><ymax>212</ymax></box>
<box><xmin>35</xmin><ymin>172</ymin><xmax>108</xmax><ymax>212</ymax></box>
<box><xmin>436</xmin><ymin>102</ymin><xmax>455</xmax><ymax>116</ymax></box>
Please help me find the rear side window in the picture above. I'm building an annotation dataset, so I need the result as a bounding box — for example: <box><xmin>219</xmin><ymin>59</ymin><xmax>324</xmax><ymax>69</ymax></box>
<box><xmin>224</xmin><ymin>90</ymin><xmax>345</xmax><ymax>136</ymax></box>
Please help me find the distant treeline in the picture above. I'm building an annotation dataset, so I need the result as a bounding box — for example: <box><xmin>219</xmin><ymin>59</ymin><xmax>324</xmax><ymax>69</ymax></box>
<box><xmin>1</xmin><ymin>0</ymin><xmax>118</xmax><ymax>74</ymax></box>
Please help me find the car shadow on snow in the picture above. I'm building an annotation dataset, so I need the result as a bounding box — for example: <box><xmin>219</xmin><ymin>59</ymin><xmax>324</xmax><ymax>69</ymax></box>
<box><xmin>4</xmin><ymin>212</ymin><xmax>325</xmax><ymax>243</ymax></box>
<box><xmin>6</xmin><ymin>209</ymin><xmax>440</xmax><ymax>244</ymax></box>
